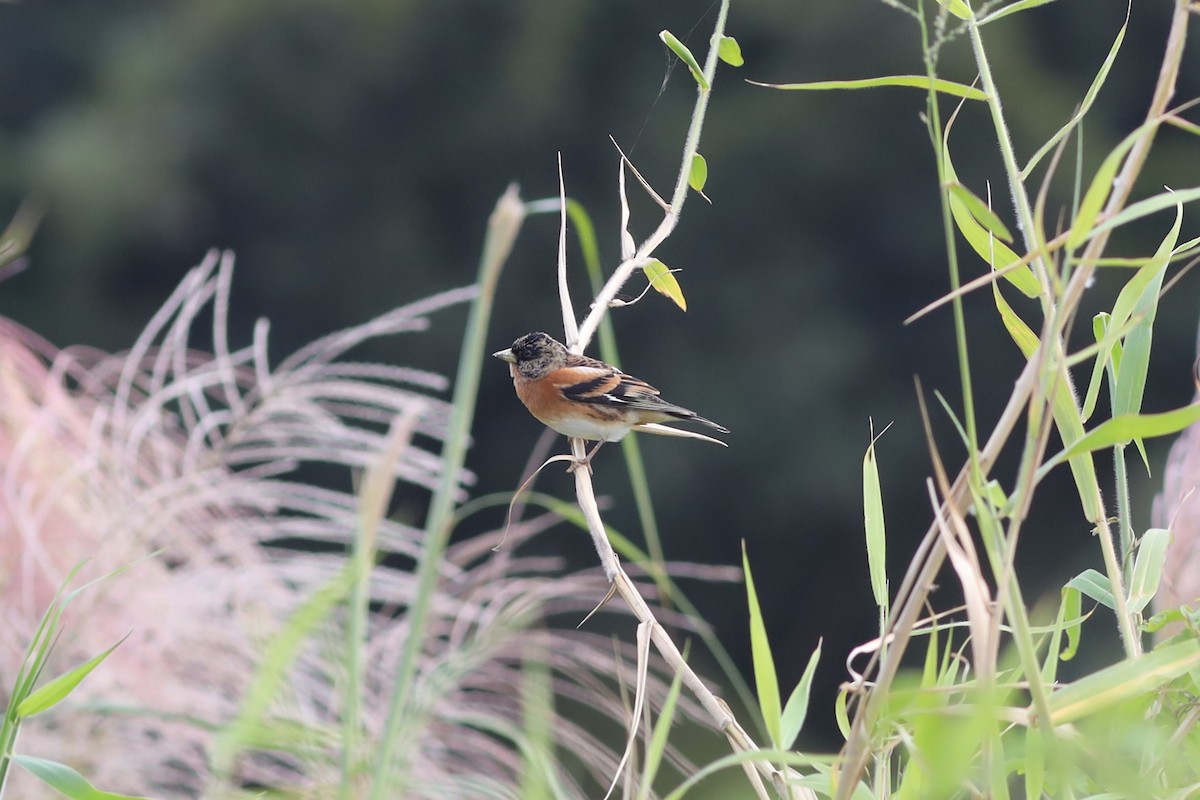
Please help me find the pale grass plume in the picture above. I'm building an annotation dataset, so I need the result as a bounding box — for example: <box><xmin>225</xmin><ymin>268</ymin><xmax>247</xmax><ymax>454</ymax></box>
<box><xmin>0</xmin><ymin>250</ymin><xmax>702</xmax><ymax>798</ymax></box>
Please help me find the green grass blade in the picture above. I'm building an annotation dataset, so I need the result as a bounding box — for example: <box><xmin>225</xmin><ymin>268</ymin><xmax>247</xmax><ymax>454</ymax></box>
<box><xmin>13</xmin><ymin>754</ymin><xmax>155</xmax><ymax>800</ymax></box>
<box><xmin>742</xmin><ymin>542</ymin><xmax>781</xmax><ymax>747</ymax></box>
<box><xmin>1020</xmin><ymin>9</ymin><xmax>1127</xmax><ymax>178</ymax></box>
<box><xmin>16</xmin><ymin>635</ymin><xmax>129</xmax><ymax>718</ymax></box>
<box><xmin>749</xmin><ymin>75</ymin><xmax>986</xmax><ymax>100</ymax></box>
<box><xmin>779</xmin><ymin>638</ymin><xmax>822</xmax><ymax>750</ymax></box>
<box><xmin>946</xmin><ymin>182</ymin><xmax>1013</xmax><ymax>242</ymax></box>
<box><xmin>946</xmin><ymin>150</ymin><xmax>1039</xmax><ymax>296</ymax></box>
<box><xmin>863</xmin><ymin>428</ymin><xmax>889</xmax><ymax>614</ymax></box>
<box><xmin>1128</xmin><ymin>528</ymin><xmax>1170</xmax><ymax>615</ymax></box>
<box><xmin>1113</xmin><ymin>202</ymin><xmax>1182</xmax><ymax>421</ymax></box>
<box><xmin>1067</xmin><ymin>118</ymin><xmax>1158</xmax><ymax>250</ymax></box>
<box><xmin>1044</xmin><ymin>402</ymin><xmax>1200</xmax><ymax>470</ymax></box>
<box><xmin>1046</xmin><ymin>639</ymin><xmax>1200</xmax><ymax>725</ymax></box>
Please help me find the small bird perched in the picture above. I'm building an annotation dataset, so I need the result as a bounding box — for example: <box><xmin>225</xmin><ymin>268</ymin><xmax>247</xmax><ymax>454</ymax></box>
<box><xmin>493</xmin><ymin>331</ymin><xmax>729</xmax><ymax>464</ymax></box>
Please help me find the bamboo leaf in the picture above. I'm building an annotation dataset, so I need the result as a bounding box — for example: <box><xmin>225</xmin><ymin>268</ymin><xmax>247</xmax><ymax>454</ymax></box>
<box><xmin>748</xmin><ymin>75</ymin><xmax>986</xmax><ymax>100</ymax></box>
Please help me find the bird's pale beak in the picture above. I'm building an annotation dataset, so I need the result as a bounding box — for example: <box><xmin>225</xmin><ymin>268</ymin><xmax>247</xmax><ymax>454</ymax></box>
<box><xmin>492</xmin><ymin>347</ymin><xmax>516</xmax><ymax>364</ymax></box>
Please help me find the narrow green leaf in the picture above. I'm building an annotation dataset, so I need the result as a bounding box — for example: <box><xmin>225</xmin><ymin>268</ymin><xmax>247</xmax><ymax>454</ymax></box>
<box><xmin>638</xmin><ymin>654</ymin><xmax>686</xmax><ymax>798</ymax></box>
<box><xmin>1024</xmin><ymin>727</ymin><xmax>1046</xmax><ymax>800</ymax></box>
<box><xmin>718</xmin><ymin>35</ymin><xmax>744</xmax><ymax>67</ymax></box>
<box><xmin>946</xmin><ymin>182</ymin><xmax>1013</xmax><ymax>242</ymax></box>
<box><xmin>1067</xmin><ymin>569</ymin><xmax>1115</xmax><ymax>610</ymax></box>
<box><xmin>1067</xmin><ymin>118</ymin><xmax>1158</xmax><ymax>250</ymax></box>
<box><xmin>980</xmin><ymin>0</ymin><xmax>1061</xmax><ymax>25</ymax></box>
<box><xmin>946</xmin><ymin>152</ymin><xmax>1039</xmax><ymax>297</ymax></box>
<box><xmin>834</xmin><ymin>688</ymin><xmax>852</xmax><ymax>740</ymax></box>
<box><xmin>13</xmin><ymin>755</ymin><xmax>154</xmax><ymax>800</ymax></box>
<box><xmin>1128</xmin><ymin>528</ymin><xmax>1171</xmax><ymax>615</ymax></box>
<box><xmin>779</xmin><ymin>638</ymin><xmax>822</xmax><ymax>749</ymax></box>
<box><xmin>17</xmin><ymin>635</ymin><xmax>129</xmax><ymax>718</ymax></box>
<box><xmin>643</xmin><ymin>259</ymin><xmax>687</xmax><ymax>311</ymax></box>
<box><xmin>659</xmin><ymin>30</ymin><xmax>708</xmax><ymax>89</ymax></box>
<box><xmin>862</xmin><ymin>430</ymin><xmax>888</xmax><ymax>612</ymax></box>
<box><xmin>749</xmin><ymin>75</ymin><xmax>986</xmax><ymax>101</ymax></box>
<box><xmin>936</xmin><ymin>0</ymin><xmax>972</xmax><ymax>19</ymax></box>
<box><xmin>1047</xmin><ymin>403</ymin><xmax>1200</xmax><ymax>469</ymax></box>
<box><xmin>1113</xmin><ymin>202</ymin><xmax>1182</xmax><ymax>420</ymax></box>
<box><xmin>1020</xmin><ymin>7</ymin><xmax>1126</xmax><ymax>177</ymax></box>
<box><xmin>995</xmin><ymin>282</ymin><xmax>1102</xmax><ymax>520</ymax></box>
<box><xmin>742</xmin><ymin>542</ymin><xmax>781</xmax><ymax>747</ymax></box>
<box><xmin>1081</xmin><ymin>186</ymin><xmax>1200</xmax><ymax>244</ymax></box>
<box><xmin>688</xmin><ymin>153</ymin><xmax>708</xmax><ymax>193</ymax></box>
<box><xmin>1046</xmin><ymin>639</ymin><xmax>1200</xmax><ymax>725</ymax></box>
<box><xmin>1081</xmin><ymin>312</ymin><xmax>1114</xmax><ymax>422</ymax></box>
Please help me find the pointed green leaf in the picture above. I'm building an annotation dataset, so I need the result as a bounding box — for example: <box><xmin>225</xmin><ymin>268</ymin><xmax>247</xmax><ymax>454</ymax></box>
<box><xmin>1025</xmin><ymin>726</ymin><xmax>1046</xmax><ymax>800</ymax></box>
<box><xmin>1113</xmin><ymin>202</ymin><xmax>1181</xmax><ymax>421</ymax></box>
<box><xmin>13</xmin><ymin>755</ymin><xmax>154</xmax><ymax>799</ymax></box>
<box><xmin>1129</xmin><ymin>528</ymin><xmax>1170</xmax><ymax>615</ymax></box>
<box><xmin>937</xmin><ymin>0</ymin><xmax>972</xmax><ymax>18</ymax></box>
<box><xmin>718</xmin><ymin>35</ymin><xmax>744</xmax><ymax>67</ymax></box>
<box><xmin>1047</xmin><ymin>403</ymin><xmax>1200</xmax><ymax>470</ymax></box>
<box><xmin>639</xmin><ymin>653</ymin><xmax>686</xmax><ymax>798</ymax></box>
<box><xmin>779</xmin><ymin>638</ymin><xmax>822</xmax><ymax>749</ymax></box>
<box><xmin>863</xmin><ymin>431</ymin><xmax>888</xmax><ymax>612</ymax></box>
<box><xmin>946</xmin><ymin>182</ymin><xmax>1013</xmax><ymax>242</ymax></box>
<box><xmin>1067</xmin><ymin>118</ymin><xmax>1158</xmax><ymax>250</ymax></box>
<box><xmin>643</xmin><ymin>259</ymin><xmax>687</xmax><ymax>311</ymax></box>
<box><xmin>17</xmin><ymin>635</ymin><xmax>129</xmax><ymax>718</ymax></box>
<box><xmin>660</xmin><ymin>30</ymin><xmax>708</xmax><ymax>89</ymax></box>
<box><xmin>980</xmin><ymin>0</ymin><xmax>1062</xmax><ymax>25</ymax></box>
<box><xmin>1021</xmin><ymin>8</ymin><xmax>1126</xmax><ymax>177</ymax></box>
<box><xmin>993</xmin><ymin>282</ymin><xmax>1102</xmax><ymax>520</ymax></box>
<box><xmin>688</xmin><ymin>153</ymin><xmax>708</xmax><ymax>193</ymax></box>
<box><xmin>742</xmin><ymin>542</ymin><xmax>781</xmax><ymax>747</ymax></box>
<box><xmin>1067</xmin><ymin>569</ymin><xmax>1114</xmax><ymax>610</ymax></box>
<box><xmin>946</xmin><ymin>152</ymin><xmax>1039</xmax><ymax>296</ymax></box>
<box><xmin>749</xmin><ymin>75</ymin><xmax>986</xmax><ymax>101</ymax></box>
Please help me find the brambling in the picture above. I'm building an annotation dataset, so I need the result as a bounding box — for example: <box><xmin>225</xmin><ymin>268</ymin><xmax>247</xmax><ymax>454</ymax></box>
<box><xmin>493</xmin><ymin>331</ymin><xmax>729</xmax><ymax>464</ymax></box>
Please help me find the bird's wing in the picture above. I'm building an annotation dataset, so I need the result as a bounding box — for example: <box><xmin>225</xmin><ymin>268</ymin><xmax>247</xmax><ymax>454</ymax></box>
<box><xmin>550</xmin><ymin>366</ymin><xmax>662</xmax><ymax>408</ymax></box>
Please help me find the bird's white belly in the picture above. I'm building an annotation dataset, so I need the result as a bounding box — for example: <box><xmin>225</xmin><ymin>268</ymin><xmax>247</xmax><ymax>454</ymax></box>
<box><xmin>546</xmin><ymin>415</ymin><xmax>631</xmax><ymax>442</ymax></box>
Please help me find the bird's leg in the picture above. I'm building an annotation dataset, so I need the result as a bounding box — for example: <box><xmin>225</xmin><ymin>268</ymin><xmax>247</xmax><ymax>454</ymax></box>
<box><xmin>567</xmin><ymin>440</ymin><xmax>605</xmax><ymax>474</ymax></box>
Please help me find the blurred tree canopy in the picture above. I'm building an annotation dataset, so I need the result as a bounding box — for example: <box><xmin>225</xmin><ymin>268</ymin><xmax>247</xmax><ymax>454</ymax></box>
<box><xmin>1</xmin><ymin>0</ymin><xmax>1198</xmax><ymax>747</ymax></box>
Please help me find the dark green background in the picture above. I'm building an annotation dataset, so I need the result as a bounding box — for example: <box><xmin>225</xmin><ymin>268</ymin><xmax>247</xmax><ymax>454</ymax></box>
<box><xmin>1</xmin><ymin>0</ymin><xmax>1197</xmax><ymax>749</ymax></box>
